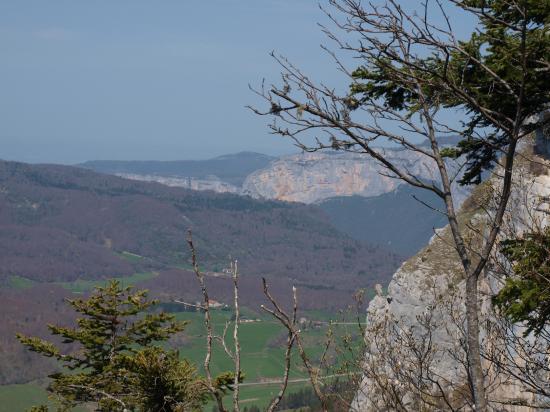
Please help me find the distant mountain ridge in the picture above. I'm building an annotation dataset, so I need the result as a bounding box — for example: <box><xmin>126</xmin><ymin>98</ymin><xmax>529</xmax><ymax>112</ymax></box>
<box><xmin>82</xmin><ymin>148</ymin><xmax>468</xmax><ymax>205</ymax></box>
<box><xmin>0</xmin><ymin>159</ymin><xmax>405</xmax><ymax>386</ymax></box>
<box><xmin>0</xmin><ymin>159</ymin><xmax>400</xmax><ymax>284</ymax></box>
<box><xmin>81</xmin><ymin>149</ymin><xmax>470</xmax><ymax>257</ymax></box>
<box><xmin>80</xmin><ymin>151</ymin><xmax>274</xmax><ymax>187</ymax></box>
<box><xmin>318</xmin><ymin>185</ymin><xmax>448</xmax><ymax>256</ymax></box>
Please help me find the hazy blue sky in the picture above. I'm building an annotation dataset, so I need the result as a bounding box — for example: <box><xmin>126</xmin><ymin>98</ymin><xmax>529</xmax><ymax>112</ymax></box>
<box><xmin>0</xmin><ymin>1</ymin><xmax>472</xmax><ymax>164</ymax></box>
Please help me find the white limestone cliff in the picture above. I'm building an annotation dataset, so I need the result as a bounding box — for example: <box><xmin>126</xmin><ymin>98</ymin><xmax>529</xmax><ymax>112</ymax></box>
<box><xmin>243</xmin><ymin>150</ymin><xmax>470</xmax><ymax>205</ymax></box>
<box><xmin>351</xmin><ymin>144</ymin><xmax>550</xmax><ymax>411</ymax></box>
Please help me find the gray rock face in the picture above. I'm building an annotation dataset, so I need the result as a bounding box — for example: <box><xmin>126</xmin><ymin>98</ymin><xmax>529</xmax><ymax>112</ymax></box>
<box><xmin>351</xmin><ymin>155</ymin><xmax>550</xmax><ymax>411</ymax></box>
<box><xmin>95</xmin><ymin>149</ymin><xmax>471</xmax><ymax>206</ymax></box>
<box><xmin>242</xmin><ymin>150</ymin><xmax>470</xmax><ymax>205</ymax></box>
<box><xmin>115</xmin><ymin>173</ymin><xmax>241</xmax><ymax>194</ymax></box>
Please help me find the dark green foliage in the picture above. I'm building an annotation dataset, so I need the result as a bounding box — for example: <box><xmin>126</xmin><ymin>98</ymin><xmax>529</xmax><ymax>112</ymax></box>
<box><xmin>272</xmin><ymin>380</ymin><xmax>354</xmax><ymax>411</ymax></box>
<box><xmin>349</xmin><ymin>0</ymin><xmax>550</xmax><ymax>185</ymax></box>
<box><xmin>27</xmin><ymin>407</ymin><xmax>49</xmax><ymax>412</ymax></box>
<box><xmin>212</xmin><ymin>370</ymin><xmax>245</xmax><ymax>395</ymax></box>
<box><xmin>17</xmin><ymin>280</ymin><xmax>208</xmax><ymax>411</ymax></box>
<box><xmin>493</xmin><ymin>227</ymin><xmax>550</xmax><ymax>335</ymax></box>
<box><xmin>440</xmin><ymin>147</ymin><xmax>462</xmax><ymax>160</ymax></box>
<box><xmin>277</xmin><ymin>386</ymin><xmax>320</xmax><ymax>410</ymax></box>
<box><xmin>119</xmin><ymin>347</ymin><xmax>209</xmax><ymax>412</ymax></box>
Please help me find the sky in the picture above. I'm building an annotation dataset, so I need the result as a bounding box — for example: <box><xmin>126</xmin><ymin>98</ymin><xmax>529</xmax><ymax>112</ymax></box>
<box><xmin>0</xmin><ymin>1</ymin><xmax>474</xmax><ymax>164</ymax></box>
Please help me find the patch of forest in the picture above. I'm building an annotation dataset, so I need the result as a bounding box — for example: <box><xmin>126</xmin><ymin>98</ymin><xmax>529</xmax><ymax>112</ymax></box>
<box><xmin>0</xmin><ymin>159</ymin><xmax>402</xmax><ymax>385</ymax></box>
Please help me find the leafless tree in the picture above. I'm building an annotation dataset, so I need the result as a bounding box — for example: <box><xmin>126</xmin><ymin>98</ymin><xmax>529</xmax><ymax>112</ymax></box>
<box><xmin>180</xmin><ymin>155</ymin><xmax>550</xmax><ymax>412</ymax></box>
<box><xmin>185</xmin><ymin>231</ymin><xmax>229</xmax><ymax>412</ymax></box>
<box><xmin>184</xmin><ymin>232</ymin><xmax>332</xmax><ymax>412</ymax></box>
<box><xmin>346</xmin><ymin>154</ymin><xmax>550</xmax><ymax>411</ymax></box>
<box><xmin>354</xmin><ymin>289</ymin><xmax>468</xmax><ymax>411</ymax></box>
<box><xmin>481</xmin><ymin>160</ymin><xmax>550</xmax><ymax>409</ymax></box>
<box><xmin>250</xmin><ymin>1</ymin><xmax>548</xmax><ymax>409</ymax></box>
<box><xmin>261</xmin><ymin>279</ymin><xmax>330</xmax><ymax>412</ymax></box>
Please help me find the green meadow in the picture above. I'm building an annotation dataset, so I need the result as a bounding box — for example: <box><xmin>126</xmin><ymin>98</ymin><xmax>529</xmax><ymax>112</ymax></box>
<box><xmin>7</xmin><ymin>271</ymin><xmax>158</xmax><ymax>293</ymax></box>
<box><xmin>56</xmin><ymin>271</ymin><xmax>158</xmax><ymax>293</ymax></box>
<box><xmin>1</xmin><ymin>271</ymin><xmax>362</xmax><ymax>410</ymax></box>
<box><xmin>0</xmin><ymin>382</ymin><xmax>90</xmax><ymax>412</ymax></box>
<box><xmin>0</xmin><ymin>309</ymin><xmax>360</xmax><ymax>411</ymax></box>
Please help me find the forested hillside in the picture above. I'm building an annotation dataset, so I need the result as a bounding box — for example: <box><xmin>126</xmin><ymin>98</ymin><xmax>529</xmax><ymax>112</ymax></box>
<box><xmin>319</xmin><ymin>185</ymin><xmax>448</xmax><ymax>256</ymax></box>
<box><xmin>0</xmin><ymin>160</ymin><xmax>400</xmax><ymax>284</ymax></box>
<box><xmin>0</xmin><ymin>159</ymin><xmax>402</xmax><ymax>386</ymax></box>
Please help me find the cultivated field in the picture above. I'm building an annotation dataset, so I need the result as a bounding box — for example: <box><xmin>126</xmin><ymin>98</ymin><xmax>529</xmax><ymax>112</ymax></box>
<box><xmin>0</xmin><ymin>276</ymin><xmax>362</xmax><ymax>411</ymax></box>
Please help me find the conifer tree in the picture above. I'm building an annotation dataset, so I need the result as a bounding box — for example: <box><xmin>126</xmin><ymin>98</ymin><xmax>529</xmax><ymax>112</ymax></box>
<box><xmin>494</xmin><ymin>227</ymin><xmax>550</xmax><ymax>336</ymax></box>
<box><xmin>17</xmin><ymin>280</ymin><xmax>209</xmax><ymax>412</ymax></box>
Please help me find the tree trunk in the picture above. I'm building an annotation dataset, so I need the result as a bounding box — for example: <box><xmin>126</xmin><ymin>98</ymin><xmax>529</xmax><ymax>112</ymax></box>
<box><xmin>465</xmin><ymin>271</ymin><xmax>487</xmax><ymax>411</ymax></box>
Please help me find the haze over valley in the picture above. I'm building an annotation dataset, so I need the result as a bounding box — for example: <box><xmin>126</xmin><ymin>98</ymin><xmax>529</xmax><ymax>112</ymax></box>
<box><xmin>82</xmin><ymin>148</ymin><xmax>468</xmax><ymax>256</ymax></box>
<box><xmin>2</xmin><ymin>0</ymin><xmax>548</xmax><ymax>411</ymax></box>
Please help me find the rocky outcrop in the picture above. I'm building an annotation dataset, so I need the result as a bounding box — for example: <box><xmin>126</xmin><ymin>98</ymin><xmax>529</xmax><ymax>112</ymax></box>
<box><xmin>80</xmin><ymin>152</ymin><xmax>274</xmax><ymax>187</ymax></box>
<box><xmin>242</xmin><ymin>150</ymin><xmax>470</xmax><ymax>205</ymax></box>
<box><xmin>85</xmin><ymin>149</ymin><xmax>471</xmax><ymax>205</ymax></box>
<box><xmin>83</xmin><ymin>149</ymin><xmax>473</xmax><ymax>257</ymax></box>
<box><xmin>115</xmin><ymin>173</ymin><xmax>241</xmax><ymax>194</ymax></box>
<box><xmin>351</xmin><ymin>148</ymin><xmax>550</xmax><ymax>411</ymax></box>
